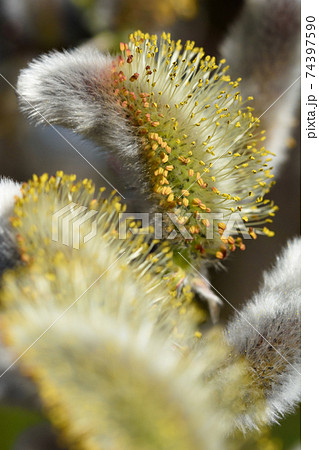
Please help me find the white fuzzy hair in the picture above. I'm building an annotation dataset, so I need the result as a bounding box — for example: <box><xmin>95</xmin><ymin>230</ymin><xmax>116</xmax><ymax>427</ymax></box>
<box><xmin>0</xmin><ymin>178</ymin><xmax>21</xmax><ymax>219</ymax></box>
<box><xmin>17</xmin><ymin>47</ymin><xmax>139</xmax><ymax>160</ymax></box>
<box><xmin>226</xmin><ymin>238</ymin><xmax>301</xmax><ymax>429</ymax></box>
<box><xmin>221</xmin><ymin>0</ymin><xmax>301</xmax><ymax>174</ymax></box>
<box><xmin>0</xmin><ymin>178</ymin><xmax>21</xmax><ymax>276</ymax></box>
<box><xmin>0</xmin><ymin>178</ymin><xmax>34</xmax><ymax>409</ymax></box>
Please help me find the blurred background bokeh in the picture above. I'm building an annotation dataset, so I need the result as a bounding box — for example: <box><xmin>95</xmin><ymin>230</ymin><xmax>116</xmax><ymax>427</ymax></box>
<box><xmin>0</xmin><ymin>0</ymin><xmax>300</xmax><ymax>448</ymax></box>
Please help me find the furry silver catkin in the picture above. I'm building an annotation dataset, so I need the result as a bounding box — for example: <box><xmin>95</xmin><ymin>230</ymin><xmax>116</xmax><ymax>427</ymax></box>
<box><xmin>17</xmin><ymin>47</ymin><xmax>139</xmax><ymax>160</ymax></box>
<box><xmin>17</xmin><ymin>46</ymin><xmax>149</xmax><ymax>198</ymax></box>
<box><xmin>225</xmin><ymin>238</ymin><xmax>301</xmax><ymax>429</ymax></box>
<box><xmin>0</xmin><ymin>178</ymin><xmax>39</xmax><ymax>409</ymax></box>
<box><xmin>0</xmin><ymin>178</ymin><xmax>21</xmax><ymax>276</ymax></box>
<box><xmin>221</xmin><ymin>0</ymin><xmax>301</xmax><ymax>173</ymax></box>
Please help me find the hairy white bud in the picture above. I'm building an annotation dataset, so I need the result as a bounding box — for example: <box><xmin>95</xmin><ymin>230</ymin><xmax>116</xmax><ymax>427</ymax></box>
<box><xmin>0</xmin><ymin>178</ymin><xmax>21</xmax><ymax>276</ymax></box>
<box><xmin>225</xmin><ymin>238</ymin><xmax>301</xmax><ymax>429</ymax></box>
<box><xmin>0</xmin><ymin>178</ymin><xmax>36</xmax><ymax>409</ymax></box>
<box><xmin>221</xmin><ymin>0</ymin><xmax>301</xmax><ymax>173</ymax></box>
<box><xmin>17</xmin><ymin>47</ymin><xmax>139</xmax><ymax>160</ymax></box>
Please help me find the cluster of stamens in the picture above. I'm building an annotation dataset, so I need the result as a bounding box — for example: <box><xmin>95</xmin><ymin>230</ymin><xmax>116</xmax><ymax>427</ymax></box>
<box><xmin>109</xmin><ymin>31</ymin><xmax>277</xmax><ymax>261</ymax></box>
